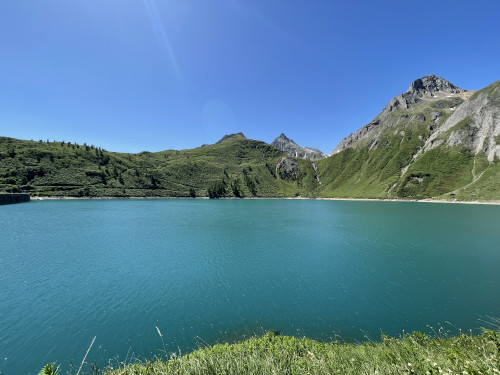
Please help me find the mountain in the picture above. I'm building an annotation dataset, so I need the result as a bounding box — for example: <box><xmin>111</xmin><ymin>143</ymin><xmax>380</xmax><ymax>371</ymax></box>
<box><xmin>271</xmin><ymin>133</ymin><xmax>326</xmax><ymax>160</ymax></box>
<box><xmin>318</xmin><ymin>75</ymin><xmax>500</xmax><ymax>201</ymax></box>
<box><xmin>1</xmin><ymin>75</ymin><xmax>499</xmax><ymax>201</ymax></box>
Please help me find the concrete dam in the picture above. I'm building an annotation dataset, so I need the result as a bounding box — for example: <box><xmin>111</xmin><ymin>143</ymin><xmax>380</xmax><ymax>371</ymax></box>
<box><xmin>0</xmin><ymin>193</ymin><xmax>30</xmax><ymax>205</ymax></box>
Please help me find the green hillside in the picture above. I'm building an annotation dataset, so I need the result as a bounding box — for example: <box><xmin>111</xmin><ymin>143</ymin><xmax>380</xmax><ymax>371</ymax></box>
<box><xmin>0</xmin><ymin>137</ymin><xmax>320</xmax><ymax>198</ymax></box>
<box><xmin>316</xmin><ymin>95</ymin><xmax>474</xmax><ymax>199</ymax></box>
<box><xmin>316</xmin><ymin>143</ymin><xmax>487</xmax><ymax>200</ymax></box>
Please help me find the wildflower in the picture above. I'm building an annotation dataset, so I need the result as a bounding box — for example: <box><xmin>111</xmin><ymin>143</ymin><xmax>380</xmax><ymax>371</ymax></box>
<box><xmin>408</xmin><ymin>363</ymin><xmax>412</xmax><ymax>367</ymax></box>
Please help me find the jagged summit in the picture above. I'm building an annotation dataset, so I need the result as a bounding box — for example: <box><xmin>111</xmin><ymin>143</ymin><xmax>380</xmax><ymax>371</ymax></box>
<box><xmin>272</xmin><ymin>133</ymin><xmax>298</xmax><ymax>150</ymax></box>
<box><xmin>274</xmin><ymin>133</ymin><xmax>292</xmax><ymax>143</ymax></box>
<box><xmin>216</xmin><ymin>132</ymin><xmax>247</xmax><ymax>144</ymax></box>
<box><xmin>406</xmin><ymin>74</ymin><xmax>465</xmax><ymax>97</ymax></box>
<box><xmin>271</xmin><ymin>133</ymin><xmax>326</xmax><ymax>161</ymax></box>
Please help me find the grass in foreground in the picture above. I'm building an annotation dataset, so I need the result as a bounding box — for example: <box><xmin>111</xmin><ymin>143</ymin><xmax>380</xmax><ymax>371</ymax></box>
<box><xmin>42</xmin><ymin>329</ymin><xmax>499</xmax><ymax>375</ymax></box>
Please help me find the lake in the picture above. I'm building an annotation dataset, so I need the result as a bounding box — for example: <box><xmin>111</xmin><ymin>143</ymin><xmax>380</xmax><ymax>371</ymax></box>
<box><xmin>0</xmin><ymin>199</ymin><xmax>499</xmax><ymax>374</ymax></box>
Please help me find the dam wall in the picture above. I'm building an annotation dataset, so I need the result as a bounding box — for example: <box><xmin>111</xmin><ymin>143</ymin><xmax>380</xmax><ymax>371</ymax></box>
<box><xmin>0</xmin><ymin>193</ymin><xmax>30</xmax><ymax>205</ymax></box>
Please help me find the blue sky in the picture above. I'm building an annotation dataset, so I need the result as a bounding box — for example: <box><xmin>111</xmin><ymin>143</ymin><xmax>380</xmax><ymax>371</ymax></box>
<box><xmin>1</xmin><ymin>0</ymin><xmax>499</xmax><ymax>154</ymax></box>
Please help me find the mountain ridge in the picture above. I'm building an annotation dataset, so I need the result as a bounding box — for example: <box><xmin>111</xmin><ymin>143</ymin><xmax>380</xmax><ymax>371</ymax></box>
<box><xmin>1</xmin><ymin>75</ymin><xmax>499</xmax><ymax>201</ymax></box>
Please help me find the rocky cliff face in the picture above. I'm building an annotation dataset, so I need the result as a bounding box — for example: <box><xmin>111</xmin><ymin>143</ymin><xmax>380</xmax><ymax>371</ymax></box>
<box><xmin>275</xmin><ymin>156</ymin><xmax>300</xmax><ymax>180</ymax></box>
<box><xmin>422</xmin><ymin>81</ymin><xmax>500</xmax><ymax>161</ymax></box>
<box><xmin>330</xmin><ymin>75</ymin><xmax>467</xmax><ymax>155</ymax></box>
<box><xmin>271</xmin><ymin>133</ymin><xmax>326</xmax><ymax>161</ymax></box>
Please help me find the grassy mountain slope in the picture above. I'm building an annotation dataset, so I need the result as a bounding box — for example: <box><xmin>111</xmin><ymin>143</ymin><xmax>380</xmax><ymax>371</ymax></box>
<box><xmin>0</xmin><ymin>137</ymin><xmax>320</xmax><ymax>198</ymax></box>
<box><xmin>317</xmin><ymin>94</ymin><xmax>470</xmax><ymax>198</ymax></box>
<box><xmin>436</xmin><ymin>153</ymin><xmax>500</xmax><ymax>201</ymax></box>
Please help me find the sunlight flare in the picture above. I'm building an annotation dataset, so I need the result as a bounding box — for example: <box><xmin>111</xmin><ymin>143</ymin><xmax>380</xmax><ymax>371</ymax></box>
<box><xmin>142</xmin><ymin>0</ymin><xmax>182</xmax><ymax>85</ymax></box>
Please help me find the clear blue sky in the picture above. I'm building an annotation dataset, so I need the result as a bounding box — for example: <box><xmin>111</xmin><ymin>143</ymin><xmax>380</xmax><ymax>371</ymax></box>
<box><xmin>1</xmin><ymin>0</ymin><xmax>499</xmax><ymax>154</ymax></box>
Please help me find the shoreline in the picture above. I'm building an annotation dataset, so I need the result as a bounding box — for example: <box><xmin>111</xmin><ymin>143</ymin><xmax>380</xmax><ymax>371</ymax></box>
<box><xmin>30</xmin><ymin>195</ymin><xmax>500</xmax><ymax>206</ymax></box>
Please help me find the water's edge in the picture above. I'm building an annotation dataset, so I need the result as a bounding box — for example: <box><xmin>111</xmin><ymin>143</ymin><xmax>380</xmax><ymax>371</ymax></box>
<box><xmin>29</xmin><ymin>195</ymin><xmax>500</xmax><ymax>205</ymax></box>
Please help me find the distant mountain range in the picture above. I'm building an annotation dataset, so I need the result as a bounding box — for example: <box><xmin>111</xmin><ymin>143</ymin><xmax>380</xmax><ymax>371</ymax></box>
<box><xmin>1</xmin><ymin>75</ymin><xmax>499</xmax><ymax>201</ymax></box>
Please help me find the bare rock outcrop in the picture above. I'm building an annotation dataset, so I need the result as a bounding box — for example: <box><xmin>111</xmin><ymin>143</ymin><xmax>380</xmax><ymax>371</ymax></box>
<box><xmin>271</xmin><ymin>133</ymin><xmax>326</xmax><ymax>161</ymax></box>
<box><xmin>423</xmin><ymin>81</ymin><xmax>500</xmax><ymax>161</ymax></box>
<box><xmin>276</xmin><ymin>156</ymin><xmax>300</xmax><ymax>180</ymax></box>
<box><xmin>406</xmin><ymin>74</ymin><xmax>465</xmax><ymax>97</ymax></box>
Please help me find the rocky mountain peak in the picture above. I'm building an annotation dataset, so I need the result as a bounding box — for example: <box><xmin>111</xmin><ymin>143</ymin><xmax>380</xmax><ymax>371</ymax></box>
<box><xmin>271</xmin><ymin>133</ymin><xmax>326</xmax><ymax>161</ymax></box>
<box><xmin>275</xmin><ymin>133</ymin><xmax>291</xmax><ymax>142</ymax></box>
<box><xmin>273</xmin><ymin>133</ymin><xmax>297</xmax><ymax>147</ymax></box>
<box><xmin>272</xmin><ymin>133</ymin><xmax>300</xmax><ymax>150</ymax></box>
<box><xmin>406</xmin><ymin>74</ymin><xmax>465</xmax><ymax>97</ymax></box>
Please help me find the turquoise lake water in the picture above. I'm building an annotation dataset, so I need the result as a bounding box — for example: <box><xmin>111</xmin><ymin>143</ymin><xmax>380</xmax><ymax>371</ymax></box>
<box><xmin>0</xmin><ymin>199</ymin><xmax>499</xmax><ymax>374</ymax></box>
